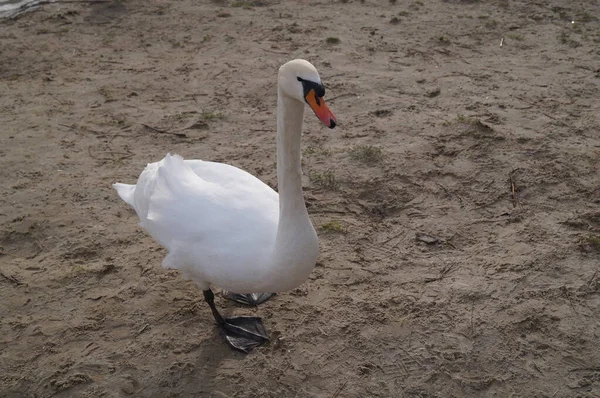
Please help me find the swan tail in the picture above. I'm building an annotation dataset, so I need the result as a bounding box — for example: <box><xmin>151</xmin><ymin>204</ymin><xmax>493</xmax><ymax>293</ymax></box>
<box><xmin>144</xmin><ymin>153</ymin><xmax>209</xmax><ymax>246</ymax></box>
<box><xmin>113</xmin><ymin>183</ymin><xmax>136</xmax><ymax>208</ymax></box>
<box><xmin>148</xmin><ymin>154</ymin><xmax>200</xmax><ymax>215</ymax></box>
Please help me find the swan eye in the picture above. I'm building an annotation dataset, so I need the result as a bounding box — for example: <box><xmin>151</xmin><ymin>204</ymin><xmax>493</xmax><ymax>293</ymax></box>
<box><xmin>297</xmin><ymin>77</ymin><xmax>325</xmax><ymax>100</ymax></box>
<box><xmin>315</xmin><ymin>84</ymin><xmax>325</xmax><ymax>97</ymax></box>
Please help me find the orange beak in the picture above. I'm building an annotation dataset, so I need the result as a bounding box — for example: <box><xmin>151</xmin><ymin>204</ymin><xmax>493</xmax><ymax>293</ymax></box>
<box><xmin>305</xmin><ymin>89</ymin><xmax>337</xmax><ymax>129</ymax></box>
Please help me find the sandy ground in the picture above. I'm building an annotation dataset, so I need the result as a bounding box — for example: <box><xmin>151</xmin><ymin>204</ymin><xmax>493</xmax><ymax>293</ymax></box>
<box><xmin>1</xmin><ymin>0</ymin><xmax>600</xmax><ymax>397</ymax></box>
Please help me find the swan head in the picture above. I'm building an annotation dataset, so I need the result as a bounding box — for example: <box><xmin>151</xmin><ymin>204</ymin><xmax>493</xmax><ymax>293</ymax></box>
<box><xmin>278</xmin><ymin>59</ymin><xmax>337</xmax><ymax>129</ymax></box>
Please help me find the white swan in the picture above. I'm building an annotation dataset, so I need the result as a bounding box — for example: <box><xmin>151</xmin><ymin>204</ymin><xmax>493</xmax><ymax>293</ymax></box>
<box><xmin>113</xmin><ymin>59</ymin><xmax>337</xmax><ymax>352</ymax></box>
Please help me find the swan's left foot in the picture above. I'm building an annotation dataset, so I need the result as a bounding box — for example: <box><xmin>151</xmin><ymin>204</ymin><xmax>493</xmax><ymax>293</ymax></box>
<box><xmin>223</xmin><ymin>292</ymin><xmax>275</xmax><ymax>306</ymax></box>
<box><xmin>203</xmin><ymin>289</ymin><xmax>269</xmax><ymax>353</ymax></box>
<box><xmin>222</xmin><ymin>316</ymin><xmax>269</xmax><ymax>353</ymax></box>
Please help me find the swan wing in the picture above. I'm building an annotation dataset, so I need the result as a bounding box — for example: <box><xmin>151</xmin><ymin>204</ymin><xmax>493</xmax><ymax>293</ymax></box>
<box><xmin>145</xmin><ymin>154</ymin><xmax>278</xmax><ymax>242</ymax></box>
<box><xmin>115</xmin><ymin>154</ymin><xmax>279</xmax><ymax>288</ymax></box>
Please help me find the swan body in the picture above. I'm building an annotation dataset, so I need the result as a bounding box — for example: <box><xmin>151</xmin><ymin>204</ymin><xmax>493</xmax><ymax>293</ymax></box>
<box><xmin>114</xmin><ymin>156</ymin><xmax>284</xmax><ymax>293</ymax></box>
<box><xmin>114</xmin><ymin>59</ymin><xmax>337</xmax><ymax>352</ymax></box>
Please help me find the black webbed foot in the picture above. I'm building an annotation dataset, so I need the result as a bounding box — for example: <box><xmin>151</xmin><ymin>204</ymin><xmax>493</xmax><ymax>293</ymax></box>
<box><xmin>203</xmin><ymin>289</ymin><xmax>270</xmax><ymax>353</ymax></box>
<box><xmin>223</xmin><ymin>292</ymin><xmax>275</xmax><ymax>306</ymax></box>
<box><xmin>221</xmin><ymin>316</ymin><xmax>269</xmax><ymax>353</ymax></box>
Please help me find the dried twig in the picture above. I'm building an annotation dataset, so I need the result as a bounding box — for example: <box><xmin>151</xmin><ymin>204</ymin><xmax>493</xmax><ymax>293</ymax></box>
<box><xmin>261</xmin><ymin>47</ymin><xmax>288</xmax><ymax>55</ymax></box>
<box><xmin>331</xmin><ymin>380</ymin><xmax>348</xmax><ymax>398</ymax></box>
<box><xmin>249</xmin><ymin>128</ymin><xmax>272</xmax><ymax>132</ymax></box>
<box><xmin>515</xmin><ymin>96</ymin><xmax>570</xmax><ymax>126</ymax></box>
<box><xmin>0</xmin><ymin>271</ymin><xmax>25</xmax><ymax>286</ymax></box>
<box><xmin>469</xmin><ymin>302</ymin><xmax>475</xmax><ymax>339</ymax></box>
<box><xmin>587</xmin><ymin>270</ymin><xmax>598</xmax><ymax>291</ymax></box>
<box><xmin>424</xmin><ymin>263</ymin><xmax>454</xmax><ymax>283</ymax></box>
<box><xmin>137</xmin><ymin>324</ymin><xmax>149</xmax><ymax>336</ymax></box>
<box><xmin>323</xmin><ymin>73</ymin><xmax>346</xmax><ymax>80</ymax></box>
<box><xmin>470</xmin><ymin>217</ymin><xmax>511</xmax><ymax>224</ymax></box>
<box><xmin>88</xmin><ymin>146</ymin><xmax>133</xmax><ymax>161</ymax></box>
<box><xmin>327</xmin><ymin>92</ymin><xmax>357</xmax><ymax>103</ymax></box>
<box><xmin>141</xmin><ymin>123</ymin><xmax>187</xmax><ymax>138</ymax></box>
<box><xmin>509</xmin><ymin>169</ymin><xmax>519</xmax><ymax>208</ymax></box>
<box><xmin>379</xmin><ymin>231</ymin><xmax>404</xmax><ymax>246</ymax></box>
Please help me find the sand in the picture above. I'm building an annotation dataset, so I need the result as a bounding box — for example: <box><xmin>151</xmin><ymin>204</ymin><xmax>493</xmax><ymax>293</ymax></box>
<box><xmin>1</xmin><ymin>0</ymin><xmax>600</xmax><ymax>397</ymax></box>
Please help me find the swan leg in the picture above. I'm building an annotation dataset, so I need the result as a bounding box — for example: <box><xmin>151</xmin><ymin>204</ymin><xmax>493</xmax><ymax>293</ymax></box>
<box><xmin>203</xmin><ymin>289</ymin><xmax>269</xmax><ymax>353</ymax></box>
<box><xmin>222</xmin><ymin>291</ymin><xmax>275</xmax><ymax>306</ymax></box>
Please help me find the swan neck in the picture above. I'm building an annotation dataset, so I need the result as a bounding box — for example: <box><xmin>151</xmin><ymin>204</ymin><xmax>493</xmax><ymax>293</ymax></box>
<box><xmin>276</xmin><ymin>91</ymin><xmax>305</xmax><ymax>212</ymax></box>
<box><xmin>265</xmin><ymin>88</ymin><xmax>318</xmax><ymax>292</ymax></box>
